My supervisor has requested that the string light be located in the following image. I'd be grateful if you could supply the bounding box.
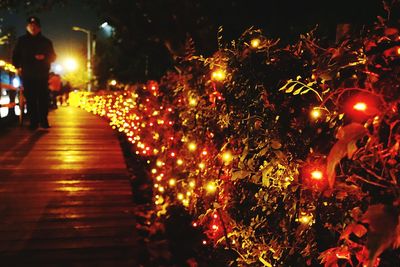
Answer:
[211,69,226,82]
[156,160,164,167]
[169,179,176,186]
[250,38,261,48]
[189,97,198,106]
[298,212,314,225]
[310,108,322,120]
[188,142,197,151]
[206,181,217,193]
[222,151,233,164]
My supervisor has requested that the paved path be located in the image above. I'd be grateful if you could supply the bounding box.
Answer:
[0,106,139,266]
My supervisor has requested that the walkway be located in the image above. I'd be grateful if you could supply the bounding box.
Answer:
[0,107,139,266]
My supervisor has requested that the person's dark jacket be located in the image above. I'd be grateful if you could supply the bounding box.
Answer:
[12,32,56,80]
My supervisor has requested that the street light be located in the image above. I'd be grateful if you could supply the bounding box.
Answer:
[72,26,93,92]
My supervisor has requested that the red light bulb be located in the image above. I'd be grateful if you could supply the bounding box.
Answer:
[310,170,324,180]
[353,102,367,111]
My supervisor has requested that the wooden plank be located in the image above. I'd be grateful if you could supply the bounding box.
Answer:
[0,106,139,265]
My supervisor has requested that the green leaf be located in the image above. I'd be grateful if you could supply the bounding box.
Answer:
[285,83,297,93]
[232,170,252,180]
[300,88,311,95]
[326,123,367,187]
[293,87,303,95]
[361,204,399,267]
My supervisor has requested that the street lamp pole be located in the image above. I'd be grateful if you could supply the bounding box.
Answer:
[72,26,92,92]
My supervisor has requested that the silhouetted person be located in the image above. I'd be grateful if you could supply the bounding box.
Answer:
[59,81,72,106]
[12,16,56,129]
[48,72,62,109]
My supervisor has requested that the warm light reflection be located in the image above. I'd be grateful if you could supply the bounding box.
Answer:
[57,186,91,192]
[55,180,81,184]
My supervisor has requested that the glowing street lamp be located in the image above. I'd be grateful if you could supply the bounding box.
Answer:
[72,26,93,92]
[64,58,78,72]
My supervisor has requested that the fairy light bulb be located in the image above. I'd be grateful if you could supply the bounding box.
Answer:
[169,179,176,186]
[177,193,184,200]
[250,38,261,48]
[188,142,197,151]
[211,69,226,82]
[206,181,217,193]
[310,108,322,120]
[199,163,205,169]
[177,159,184,165]
[222,151,233,164]
[299,212,313,225]
[189,181,195,188]
[189,98,197,106]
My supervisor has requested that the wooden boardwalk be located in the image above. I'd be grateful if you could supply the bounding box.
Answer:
[0,107,139,266]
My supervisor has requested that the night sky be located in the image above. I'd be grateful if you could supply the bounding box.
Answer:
[0,0,101,63]
[0,0,389,81]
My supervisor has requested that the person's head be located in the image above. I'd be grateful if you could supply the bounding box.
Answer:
[26,16,41,36]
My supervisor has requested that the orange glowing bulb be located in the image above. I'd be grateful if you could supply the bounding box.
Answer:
[299,214,313,225]
[222,151,233,164]
[310,108,322,120]
[250,38,261,48]
[211,69,226,82]
[188,142,197,151]
[206,181,217,193]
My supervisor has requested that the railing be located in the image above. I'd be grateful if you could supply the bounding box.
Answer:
[0,60,25,126]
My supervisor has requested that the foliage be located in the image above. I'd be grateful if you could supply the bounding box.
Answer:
[72,2,400,266]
